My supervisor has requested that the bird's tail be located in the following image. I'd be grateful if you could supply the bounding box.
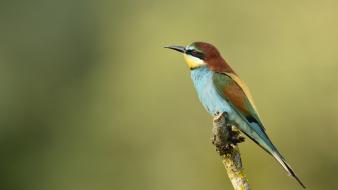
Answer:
[271,150,306,188]
[239,122,306,188]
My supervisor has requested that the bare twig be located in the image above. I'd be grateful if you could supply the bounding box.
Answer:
[212,112,250,190]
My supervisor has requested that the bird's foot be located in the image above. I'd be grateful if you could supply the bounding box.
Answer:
[230,134,245,144]
[213,111,227,124]
[229,126,245,145]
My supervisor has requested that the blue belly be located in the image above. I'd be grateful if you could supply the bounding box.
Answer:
[191,67,232,116]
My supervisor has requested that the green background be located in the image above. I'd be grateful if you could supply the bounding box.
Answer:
[1,0,337,189]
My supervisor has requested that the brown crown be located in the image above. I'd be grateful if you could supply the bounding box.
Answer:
[193,42,235,74]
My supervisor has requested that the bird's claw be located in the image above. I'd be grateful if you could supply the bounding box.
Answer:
[230,134,245,144]
[213,111,227,123]
[229,126,245,144]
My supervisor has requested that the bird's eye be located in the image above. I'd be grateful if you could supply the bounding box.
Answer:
[188,49,204,60]
[191,50,198,55]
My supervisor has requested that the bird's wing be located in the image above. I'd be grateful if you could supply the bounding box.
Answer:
[212,72,306,188]
[212,72,265,130]
[212,71,273,153]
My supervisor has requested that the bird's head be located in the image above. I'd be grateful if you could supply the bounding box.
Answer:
[165,42,233,73]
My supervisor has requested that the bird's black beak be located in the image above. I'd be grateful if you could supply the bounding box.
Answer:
[164,45,185,53]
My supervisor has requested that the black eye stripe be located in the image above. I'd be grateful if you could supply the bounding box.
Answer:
[186,49,205,60]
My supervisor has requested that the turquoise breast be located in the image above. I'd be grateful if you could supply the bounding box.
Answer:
[190,67,232,116]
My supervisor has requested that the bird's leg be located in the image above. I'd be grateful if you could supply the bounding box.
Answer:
[229,125,245,144]
[213,111,222,121]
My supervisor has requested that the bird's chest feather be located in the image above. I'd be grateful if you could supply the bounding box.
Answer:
[190,67,232,116]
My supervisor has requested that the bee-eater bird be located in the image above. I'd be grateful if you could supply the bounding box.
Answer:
[165,42,305,188]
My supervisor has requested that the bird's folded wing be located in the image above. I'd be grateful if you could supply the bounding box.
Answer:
[212,72,265,130]
[212,72,306,188]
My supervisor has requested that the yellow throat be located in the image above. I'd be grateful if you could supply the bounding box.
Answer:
[183,53,205,69]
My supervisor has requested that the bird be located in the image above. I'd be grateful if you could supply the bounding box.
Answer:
[165,42,305,188]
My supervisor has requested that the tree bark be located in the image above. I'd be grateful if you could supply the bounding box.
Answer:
[212,112,250,190]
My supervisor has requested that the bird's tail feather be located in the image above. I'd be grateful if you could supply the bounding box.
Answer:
[271,150,306,188]
[239,122,306,188]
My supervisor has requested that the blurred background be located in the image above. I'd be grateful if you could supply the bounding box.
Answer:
[0,0,337,189]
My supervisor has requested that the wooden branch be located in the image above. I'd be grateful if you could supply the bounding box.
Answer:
[212,112,250,190]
